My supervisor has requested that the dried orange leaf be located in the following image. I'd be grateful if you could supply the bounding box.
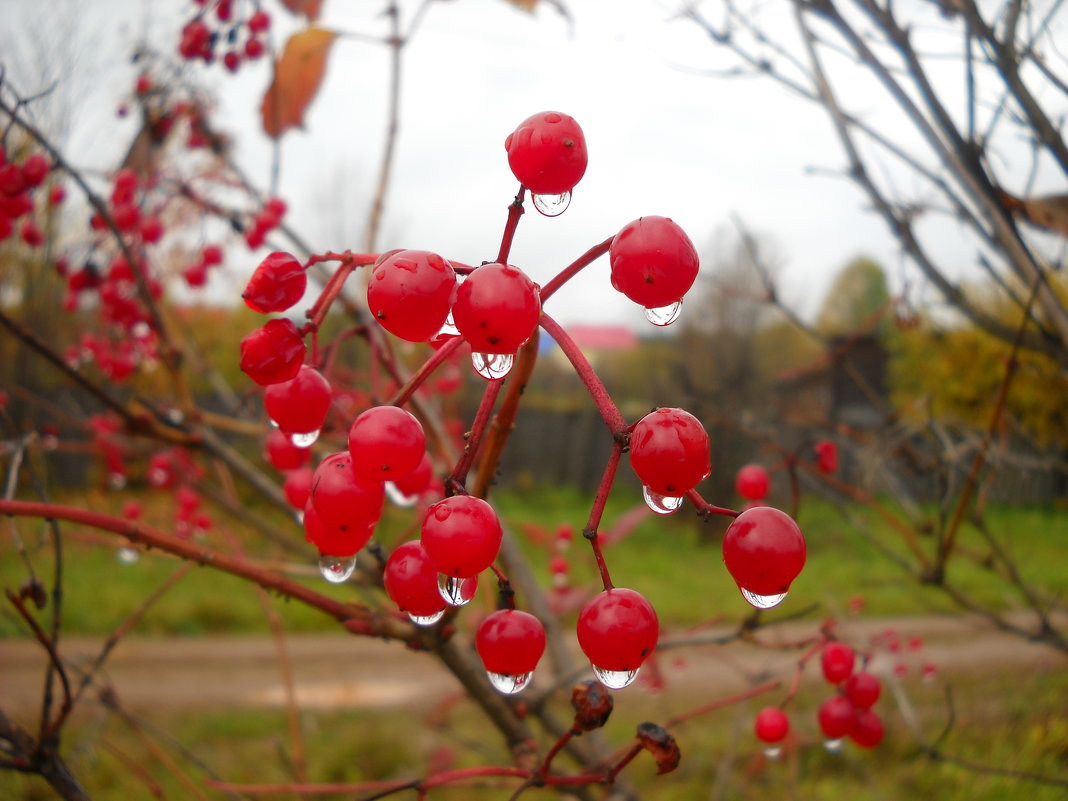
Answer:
[280,0,325,20]
[998,189,1068,238]
[636,722,680,775]
[261,28,338,139]
[503,0,539,10]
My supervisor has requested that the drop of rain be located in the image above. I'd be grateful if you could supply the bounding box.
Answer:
[642,486,683,515]
[532,191,571,217]
[407,609,446,626]
[318,554,357,584]
[644,300,682,327]
[486,671,534,694]
[740,587,788,609]
[471,352,514,380]
[385,481,418,508]
[592,665,640,689]
[763,745,783,760]
[290,429,320,448]
[823,738,843,753]
[438,574,476,606]
[116,546,140,565]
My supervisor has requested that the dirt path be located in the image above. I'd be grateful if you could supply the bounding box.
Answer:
[1,613,1064,717]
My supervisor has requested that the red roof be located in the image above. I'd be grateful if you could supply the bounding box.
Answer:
[565,325,639,350]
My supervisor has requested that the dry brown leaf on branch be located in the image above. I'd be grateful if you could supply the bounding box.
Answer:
[260,28,338,139]
[997,189,1068,238]
[280,0,325,21]
[636,722,681,775]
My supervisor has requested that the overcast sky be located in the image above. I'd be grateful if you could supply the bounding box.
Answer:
[6,0,969,329]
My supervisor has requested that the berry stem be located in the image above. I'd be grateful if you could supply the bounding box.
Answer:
[685,488,740,519]
[537,728,577,781]
[582,441,623,592]
[780,636,827,707]
[539,313,628,437]
[446,377,504,491]
[304,253,376,331]
[490,564,515,610]
[539,235,613,303]
[496,188,527,265]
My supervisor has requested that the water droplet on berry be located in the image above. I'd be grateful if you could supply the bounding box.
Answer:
[385,481,419,508]
[131,321,151,338]
[407,609,445,626]
[268,418,280,428]
[592,665,640,689]
[438,574,476,606]
[644,300,682,327]
[471,352,514,380]
[532,191,571,217]
[108,472,127,490]
[318,554,357,583]
[290,429,320,448]
[740,588,788,609]
[117,546,140,565]
[486,671,534,694]
[642,486,683,515]
[763,745,783,760]
[823,738,843,753]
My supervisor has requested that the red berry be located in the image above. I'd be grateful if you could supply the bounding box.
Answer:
[754,707,790,744]
[309,452,385,533]
[476,609,546,692]
[20,220,44,247]
[348,405,426,483]
[223,51,240,72]
[815,440,838,473]
[821,642,856,684]
[421,495,502,578]
[722,506,805,606]
[451,262,540,355]
[248,9,271,32]
[264,365,332,434]
[391,452,434,497]
[140,216,165,243]
[49,185,66,206]
[0,163,27,195]
[505,111,588,195]
[239,318,306,385]
[302,500,373,558]
[367,250,457,342]
[283,467,313,509]
[243,251,307,313]
[610,216,699,310]
[383,540,448,619]
[111,168,138,205]
[576,588,658,686]
[818,694,856,740]
[629,407,710,497]
[735,463,770,500]
[849,709,885,748]
[202,244,224,266]
[265,427,311,471]
[844,672,881,709]
[245,37,265,59]
[21,154,49,187]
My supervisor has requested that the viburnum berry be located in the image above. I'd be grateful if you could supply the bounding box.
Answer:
[243,251,307,313]
[265,428,312,471]
[818,694,856,741]
[722,506,806,608]
[735,463,770,500]
[452,262,540,354]
[383,540,448,624]
[629,407,710,505]
[476,609,547,694]
[815,440,838,473]
[754,707,790,745]
[609,216,699,322]
[248,9,271,33]
[21,154,49,187]
[245,37,265,59]
[140,216,165,243]
[302,501,372,584]
[309,451,385,533]
[367,250,457,342]
[821,641,856,684]
[283,467,313,509]
[390,451,435,499]
[576,588,659,689]
[849,709,885,748]
[844,671,881,709]
[348,405,426,483]
[505,111,588,196]
[239,318,306,385]
[420,495,502,578]
[264,365,332,436]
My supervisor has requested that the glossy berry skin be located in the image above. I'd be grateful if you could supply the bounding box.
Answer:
[476,609,547,675]
[367,250,457,342]
[609,217,699,309]
[303,500,374,557]
[505,111,588,195]
[243,251,307,313]
[265,428,312,471]
[722,506,806,596]
[735,463,770,500]
[421,495,503,578]
[348,405,426,483]
[821,642,856,684]
[754,707,790,744]
[239,318,306,386]
[309,452,385,533]
[283,467,313,509]
[629,408,710,497]
[577,588,659,672]
[264,365,332,434]
[844,672,881,709]
[391,452,434,497]
[452,263,540,354]
[849,709,885,748]
[383,540,448,618]
[818,694,856,739]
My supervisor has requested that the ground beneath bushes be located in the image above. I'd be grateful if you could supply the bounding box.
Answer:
[1,613,1065,717]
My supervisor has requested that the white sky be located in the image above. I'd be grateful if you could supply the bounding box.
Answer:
[6,0,1003,329]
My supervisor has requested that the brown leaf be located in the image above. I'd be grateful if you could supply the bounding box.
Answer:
[636,722,680,775]
[570,680,614,731]
[280,0,325,20]
[502,0,539,10]
[998,189,1068,237]
[261,28,338,139]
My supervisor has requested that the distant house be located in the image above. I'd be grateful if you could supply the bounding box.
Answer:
[541,324,639,366]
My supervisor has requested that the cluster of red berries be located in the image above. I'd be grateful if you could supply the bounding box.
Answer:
[179,1,270,71]
[0,147,51,247]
